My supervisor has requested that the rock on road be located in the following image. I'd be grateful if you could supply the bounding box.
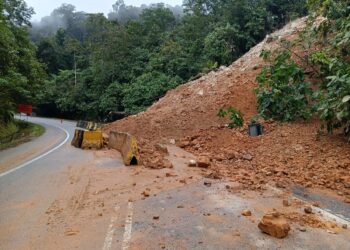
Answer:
[0,117,350,250]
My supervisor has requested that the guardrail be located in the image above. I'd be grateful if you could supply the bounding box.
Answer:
[76,120,102,131]
[108,131,141,166]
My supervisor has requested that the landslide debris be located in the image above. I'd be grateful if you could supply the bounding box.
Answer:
[258,211,290,238]
[103,17,350,201]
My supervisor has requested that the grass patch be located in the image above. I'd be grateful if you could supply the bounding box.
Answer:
[0,120,45,150]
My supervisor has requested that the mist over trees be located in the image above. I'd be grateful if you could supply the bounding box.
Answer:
[28,0,308,120]
[0,0,309,121]
[108,0,183,22]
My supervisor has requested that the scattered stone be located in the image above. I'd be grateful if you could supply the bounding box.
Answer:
[241,210,252,216]
[265,171,273,176]
[266,35,273,43]
[155,143,169,154]
[298,227,307,232]
[344,198,350,203]
[177,205,184,208]
[304,206,312,214]
[165,172,176,177]
[197,156,211,168]
[153,216,160,220]
[281,132,288,137]
[275,182,286,189]
[188,159,197,167]
[179,179,187,184]
[342,224,347,229]
[233,230,240,236]
[282,199,290,207]
[142,191,150,197]
[163,159,173,169]
[98,212,103,217]
[258,212,291,238]
[242,154,253,161]
[326,230,337,234]
[178,140,190,148]
[64,229,79,236]
[312,201,320,207]
[204,181,212,187]
[169,139,176,145]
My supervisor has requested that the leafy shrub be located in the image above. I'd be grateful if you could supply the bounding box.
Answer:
[122,72,182,113]
[217,107,244,128]
[255,50,312,121]
[306,1,350,136]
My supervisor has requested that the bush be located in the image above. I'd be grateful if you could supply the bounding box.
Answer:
[122,72,182,113]
[217,107,244,128]
[255,50,312,121]
[306,1,350,136]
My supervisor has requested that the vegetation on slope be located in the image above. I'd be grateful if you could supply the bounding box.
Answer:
[255,0,350,138]
[0,120,45,150]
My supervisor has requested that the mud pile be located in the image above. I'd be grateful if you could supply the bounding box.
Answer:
[104,17,350,202]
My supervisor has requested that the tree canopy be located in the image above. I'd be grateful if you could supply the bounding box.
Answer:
[30,0,307,120]
[0,0,45,124]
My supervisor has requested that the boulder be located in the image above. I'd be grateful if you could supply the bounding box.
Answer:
[188,159,197,167]
[197,156,211,168]
[258,212,290,238]
[241,210,252,216]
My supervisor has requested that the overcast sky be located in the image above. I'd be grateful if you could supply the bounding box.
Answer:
[25,0,183,21]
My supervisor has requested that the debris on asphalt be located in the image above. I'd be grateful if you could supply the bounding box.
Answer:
[64,228,79,236]
[204,181,212,187]
[282,199,290,207]
[304,206,312,214]
[188,159,197,167]
[258,211,291,238]
[197,156,211,168]
[142,191,150,197]
[241,210,252,216]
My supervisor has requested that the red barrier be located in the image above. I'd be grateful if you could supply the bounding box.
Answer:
[17,104,32,114]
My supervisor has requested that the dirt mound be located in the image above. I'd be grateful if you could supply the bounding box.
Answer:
[104,17,350,201]
[103,18,307,142]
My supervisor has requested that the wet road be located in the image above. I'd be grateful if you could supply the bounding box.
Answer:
[0,117,95,249]
[0,118,349,250]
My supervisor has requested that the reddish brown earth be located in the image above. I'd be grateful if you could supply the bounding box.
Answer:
[104,17,350,203]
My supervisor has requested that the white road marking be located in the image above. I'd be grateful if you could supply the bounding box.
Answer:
[102,205,120,250]
[0,123,70,178]
[122,202,134,250]
[268,184,350,224]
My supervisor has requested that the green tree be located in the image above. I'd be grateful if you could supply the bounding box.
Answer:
[0,0,45,124]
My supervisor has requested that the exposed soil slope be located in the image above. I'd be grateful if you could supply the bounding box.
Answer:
[104,17,350,202]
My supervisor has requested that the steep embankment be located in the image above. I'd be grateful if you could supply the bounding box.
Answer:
[104,18,307,141]
[104,17,350,202]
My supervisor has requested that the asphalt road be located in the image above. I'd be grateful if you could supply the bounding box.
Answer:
[0,117,95,249]
[0,117,349,250]
[0,117,68,175]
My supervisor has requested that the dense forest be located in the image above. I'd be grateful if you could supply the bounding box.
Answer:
[30,0,306,120]
[1,0,349,133]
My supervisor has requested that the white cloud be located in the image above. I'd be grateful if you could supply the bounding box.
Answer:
[25,0,183,21]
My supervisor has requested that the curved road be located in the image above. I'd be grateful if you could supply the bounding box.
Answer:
[1,117,349,250]
[0,117,95,249]
[0,117,70,177]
